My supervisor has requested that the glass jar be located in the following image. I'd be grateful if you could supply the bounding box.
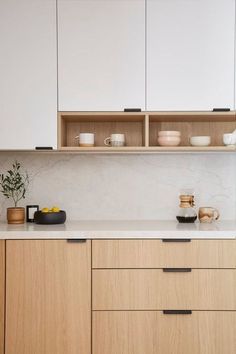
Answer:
[176,194,197,223]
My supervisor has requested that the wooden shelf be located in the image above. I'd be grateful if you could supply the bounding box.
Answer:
[58,146,236,154]
[58,111,236,153]
[0,146,235,154]
[149,111,236,122]
[59,112,147,148]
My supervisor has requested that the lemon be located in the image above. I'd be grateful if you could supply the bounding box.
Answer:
[51,206,60,213]
[41,208,49,213]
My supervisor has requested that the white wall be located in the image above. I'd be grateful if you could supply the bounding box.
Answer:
[0,153,235,221]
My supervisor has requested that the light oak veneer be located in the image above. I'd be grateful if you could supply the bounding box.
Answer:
[93,269,236,310]
[5,240,91,354]
[93,311,236,354]
[0,241,5,354]
[58,111,236,152]
[92,239,236,268]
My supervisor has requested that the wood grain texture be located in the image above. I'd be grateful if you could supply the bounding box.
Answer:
[93,269,236,310]
[149,120,236,146]
[93,311,236,354]
[59,146,236,152]
[58,111,236,150]
[59,113,146,148]
[92,239,236,268]
[5,240,91,354]
[0,241,5,354]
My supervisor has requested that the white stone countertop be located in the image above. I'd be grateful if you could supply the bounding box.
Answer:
[0,220,235,239]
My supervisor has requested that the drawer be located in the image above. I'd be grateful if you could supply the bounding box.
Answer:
[93,311,236,354]
[92,269,236,310]
[92,239,236,268]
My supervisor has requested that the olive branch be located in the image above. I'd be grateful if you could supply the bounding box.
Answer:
[0,161,29,207]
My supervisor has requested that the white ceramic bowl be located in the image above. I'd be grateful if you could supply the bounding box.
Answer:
[190,136,211,146]
[158,136,181,146]
[158,130,181,137]
[223,133,236,146]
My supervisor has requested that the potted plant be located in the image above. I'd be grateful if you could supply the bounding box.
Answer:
[0,161,29,224]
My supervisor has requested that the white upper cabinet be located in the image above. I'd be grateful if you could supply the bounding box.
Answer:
[58,0,145,111]
[147,0,235,111]
[0,0,57,149]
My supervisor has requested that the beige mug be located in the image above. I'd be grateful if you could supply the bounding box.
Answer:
[198,207,220,223]
[75,133,95,147]
[104,134,125,147]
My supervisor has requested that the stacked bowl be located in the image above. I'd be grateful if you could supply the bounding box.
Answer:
[158,131,181,146]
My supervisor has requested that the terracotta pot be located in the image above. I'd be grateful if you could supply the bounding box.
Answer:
[7,207,25,224]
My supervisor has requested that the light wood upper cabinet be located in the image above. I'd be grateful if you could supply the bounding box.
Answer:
[58,0,145,111]
[0,241,5,354]
[5,240,91,354]
[147,0,235,111]
[0,0,57,149]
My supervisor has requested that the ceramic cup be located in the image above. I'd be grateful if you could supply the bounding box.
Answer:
[198,207,220,223]
[223,133,236,146]
[75,133,95,147]
[104,134,125,147]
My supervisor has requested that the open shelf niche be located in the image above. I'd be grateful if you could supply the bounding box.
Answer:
[58,111,236,153]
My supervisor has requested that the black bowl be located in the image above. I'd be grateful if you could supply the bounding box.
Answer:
[34,210,66,225]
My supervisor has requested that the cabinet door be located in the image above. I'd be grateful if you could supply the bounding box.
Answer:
[0,241,5,354]
[147,0,235,111]
[93,311,236,354]
[5,240,91,354]
[58,0,145,111]
[0,0,57,149]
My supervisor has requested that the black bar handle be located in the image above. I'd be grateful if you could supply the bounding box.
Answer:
[163,310,192,315]
[35,146,53,150]
[163,268,192,272]
[67,239,87,243]
[212,108,230,112]
[124,108,141,112]
[162,239,191,242]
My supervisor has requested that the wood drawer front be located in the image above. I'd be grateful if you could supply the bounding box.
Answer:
[93,269,236,310]
[92,239,236,268]
[93,311,236,354]
[0,241,5,354]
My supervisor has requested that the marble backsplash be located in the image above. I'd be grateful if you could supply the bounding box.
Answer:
[0,152,235,221]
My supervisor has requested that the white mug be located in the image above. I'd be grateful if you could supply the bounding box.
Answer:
[223,133,236,146]
[104,134,125,147]
[75,133,95,147]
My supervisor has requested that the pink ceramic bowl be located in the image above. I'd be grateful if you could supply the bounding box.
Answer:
[158,136,181,146]
[158,130,181,137]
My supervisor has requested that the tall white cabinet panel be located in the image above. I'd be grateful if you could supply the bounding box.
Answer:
[147,0,235,111]
[0,0,57,149]
[58,0,145,111]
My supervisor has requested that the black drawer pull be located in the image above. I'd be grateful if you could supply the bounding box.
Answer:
[35,146,53,150]
[212,108,230,112]
[67,239,87,243]
[124,108,141,112]
[162,239,191,242]
[163,268,192,272]
[163,310,192,315]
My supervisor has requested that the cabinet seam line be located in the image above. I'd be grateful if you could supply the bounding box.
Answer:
[3,241,6,354]
[56,0,59,113]
[234,0,236,110]
[145,0,147,111]
[91,241,93,354]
